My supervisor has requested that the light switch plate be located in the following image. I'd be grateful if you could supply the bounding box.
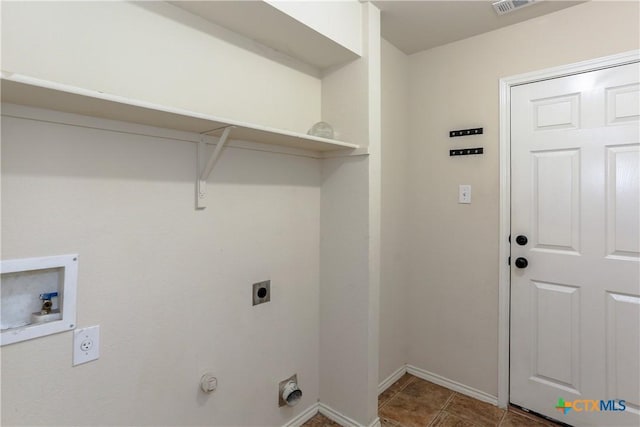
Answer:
[459,185,471,204]
[73,325,100,366]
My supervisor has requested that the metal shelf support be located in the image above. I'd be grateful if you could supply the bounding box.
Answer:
[197,126,233,209]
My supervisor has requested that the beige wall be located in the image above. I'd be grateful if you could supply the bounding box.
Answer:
[2,2,385,425]
[1,109,321,425]
[319,4,382,424]
[1,1,321,134]
[379,38,409,383]
[1,2,328,425]
[405,1,640,397]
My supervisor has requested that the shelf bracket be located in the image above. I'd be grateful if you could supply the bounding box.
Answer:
[197,126,233,209]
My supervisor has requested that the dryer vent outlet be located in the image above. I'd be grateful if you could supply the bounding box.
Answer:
[279,374,302,407]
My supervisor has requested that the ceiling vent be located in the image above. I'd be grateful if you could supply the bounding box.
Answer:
[492,0,537,15]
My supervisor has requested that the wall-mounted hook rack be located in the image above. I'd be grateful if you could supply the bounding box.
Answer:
[197,126,234,209]
[449,147,484,156]
[449,127,483,138]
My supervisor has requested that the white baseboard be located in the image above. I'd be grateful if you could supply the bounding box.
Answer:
[319,403,380,427]
[406,365,498,406]
[378,365,407,395]
[282,403,319,427]
[287,363,496,427]
[288,362,498,427]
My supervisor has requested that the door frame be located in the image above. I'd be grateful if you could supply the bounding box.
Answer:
[497,49,640,408]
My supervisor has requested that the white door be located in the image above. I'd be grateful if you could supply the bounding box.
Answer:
[510,62,640,427]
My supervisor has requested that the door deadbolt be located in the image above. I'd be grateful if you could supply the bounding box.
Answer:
[516,235,528,246]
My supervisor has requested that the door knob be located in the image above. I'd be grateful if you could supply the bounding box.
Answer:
[516,235,528,246]
[515,257,528,269]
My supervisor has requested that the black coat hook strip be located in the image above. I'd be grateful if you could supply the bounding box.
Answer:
[450,147,484,156]
[450,128,483,138]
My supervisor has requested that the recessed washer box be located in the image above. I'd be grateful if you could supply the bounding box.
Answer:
[1,254,78,346]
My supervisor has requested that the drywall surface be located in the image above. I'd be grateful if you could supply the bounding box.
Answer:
[1,110,321,426]
[267,0,362,55]
[319,156,371,423]
[406,0,640,397]
[0,1,321,134]
[321,56,369,146]
[379,38,409,383]
[365,6,382,422]
[319,3,381,425]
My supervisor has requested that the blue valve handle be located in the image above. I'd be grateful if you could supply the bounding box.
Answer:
[39,292,58,300]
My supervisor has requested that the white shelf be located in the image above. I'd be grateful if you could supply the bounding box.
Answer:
[0,73,358,153]
[169,1,360,70]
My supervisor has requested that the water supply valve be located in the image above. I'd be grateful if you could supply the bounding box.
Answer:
[39,292,58,314]
[31,292,62,324]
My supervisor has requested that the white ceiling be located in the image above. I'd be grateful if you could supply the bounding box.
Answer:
[372,0,584,54]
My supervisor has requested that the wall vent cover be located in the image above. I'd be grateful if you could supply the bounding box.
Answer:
[492,0,537,15]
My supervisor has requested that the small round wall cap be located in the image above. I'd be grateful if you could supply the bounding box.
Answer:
[200,373,218,393]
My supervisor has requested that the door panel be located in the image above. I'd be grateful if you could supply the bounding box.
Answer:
[606,145,639,258]
[532,149,581,252]
[607,84,640,124]
[533,93,581,130]
[531,280,580,391]
[510,62,640,426]
[606,292,640,414]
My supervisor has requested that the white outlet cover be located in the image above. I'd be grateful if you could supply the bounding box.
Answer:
[73,325,100,366]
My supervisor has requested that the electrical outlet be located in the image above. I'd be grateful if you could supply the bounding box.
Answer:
[252,280,271,306]
[73,325,100,366]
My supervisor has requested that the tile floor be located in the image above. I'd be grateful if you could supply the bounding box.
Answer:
[302,374,562,427]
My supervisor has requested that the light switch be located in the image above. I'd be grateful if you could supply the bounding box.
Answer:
[459,185,471,204]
